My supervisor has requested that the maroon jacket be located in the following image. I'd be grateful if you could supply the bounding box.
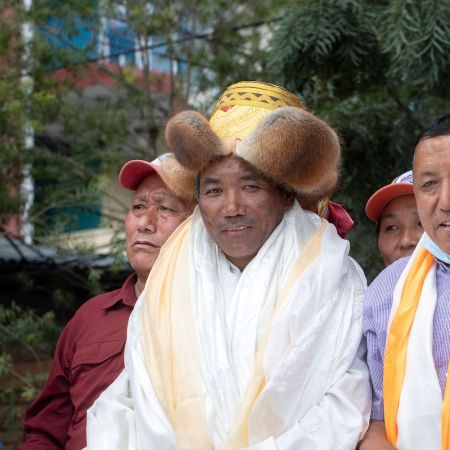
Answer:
[22,274,137,450]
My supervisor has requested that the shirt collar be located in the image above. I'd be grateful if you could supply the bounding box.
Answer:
[102,273,138,309]
[436,259,450,274]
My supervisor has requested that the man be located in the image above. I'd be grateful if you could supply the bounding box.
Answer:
[22,155,194,450]
[361,112,450,450]
[87,81,371,449]
[365,170,422,266]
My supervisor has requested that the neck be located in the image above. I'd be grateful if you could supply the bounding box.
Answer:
[134,276,147,298]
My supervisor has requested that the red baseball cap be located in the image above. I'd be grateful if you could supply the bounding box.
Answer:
[365,170,414,222]
[119,153,170,190]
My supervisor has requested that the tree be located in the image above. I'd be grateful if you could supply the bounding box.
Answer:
[267,0,450,279]
[1,0,284,247]
[0,0,281,438]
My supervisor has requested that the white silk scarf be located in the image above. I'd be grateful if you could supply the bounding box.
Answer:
[86,202,370,449]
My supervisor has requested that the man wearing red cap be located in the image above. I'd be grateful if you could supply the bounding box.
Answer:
[22,155,194,450]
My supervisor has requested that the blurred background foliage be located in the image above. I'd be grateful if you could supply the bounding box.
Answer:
[1,0,450,442]
[0,304,60,436]
[268,0,450,277]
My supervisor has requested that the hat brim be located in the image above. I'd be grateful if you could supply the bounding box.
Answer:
[119,160,162,190]
[365,183,414,222]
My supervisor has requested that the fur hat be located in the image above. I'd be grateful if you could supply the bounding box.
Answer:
[162,81,341,204]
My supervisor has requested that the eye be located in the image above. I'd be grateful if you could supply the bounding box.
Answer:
[422,180,436,189]
[132,203,144,211]
[204,188,222,195]
[243,184,260,192]
[159,205,176,213]
[384,225,399,232]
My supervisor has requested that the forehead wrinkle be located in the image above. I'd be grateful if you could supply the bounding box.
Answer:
[134,187,175,201]
[152,190,172,199]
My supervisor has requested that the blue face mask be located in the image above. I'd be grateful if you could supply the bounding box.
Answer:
[421,233,450,264]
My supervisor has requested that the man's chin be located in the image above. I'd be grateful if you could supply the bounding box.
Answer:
[430,228,450,255]
[222,248,258,269]
[132,257,158,274]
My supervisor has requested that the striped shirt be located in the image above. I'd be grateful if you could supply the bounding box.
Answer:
[363,256,450,420]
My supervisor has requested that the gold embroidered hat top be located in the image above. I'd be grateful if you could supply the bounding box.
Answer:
[209,81,304,140]
[161,81,341,204]
[212,81,303,113]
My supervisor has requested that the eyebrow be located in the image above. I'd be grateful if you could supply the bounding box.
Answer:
[133,190,176,203]
[201,172,262,186]
[201,176,220,186]
[240,173,261,182]
[416,170,438,177]
[132,193,148,202]
[380,213,398,220]
[381,210,419,220]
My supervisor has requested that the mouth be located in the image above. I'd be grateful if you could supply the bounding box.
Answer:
[132,240,160,250]
[222,225,251,235]
[439,221,450,229]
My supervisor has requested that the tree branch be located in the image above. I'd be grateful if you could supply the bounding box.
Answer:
[386,84,424,131]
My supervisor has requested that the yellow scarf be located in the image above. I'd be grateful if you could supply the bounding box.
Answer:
[384,247,450,448]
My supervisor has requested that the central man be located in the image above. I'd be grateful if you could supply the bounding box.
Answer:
[87,82,370,449]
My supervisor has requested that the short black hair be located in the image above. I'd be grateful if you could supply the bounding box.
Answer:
[415,112,450,147]
[375,219,381,237]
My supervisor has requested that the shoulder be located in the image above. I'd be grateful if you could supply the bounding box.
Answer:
[57,285,133,355]
[364,256,409,313]
[70,288,121,320]
[348,257,368,289]
[50,289,122,362]
[63,281,133,340]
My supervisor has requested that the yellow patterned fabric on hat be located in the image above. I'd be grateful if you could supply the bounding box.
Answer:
[213,81,304,112]
[209,81,304,140]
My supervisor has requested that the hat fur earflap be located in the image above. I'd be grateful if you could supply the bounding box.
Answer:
[159,154,197,202]
[165,110,229,172]
[236,106,341,203]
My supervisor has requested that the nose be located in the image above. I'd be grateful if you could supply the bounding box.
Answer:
[137,206,157,233]
[398,227,420,250]
[222,189,245,217]
[438,179,450,212]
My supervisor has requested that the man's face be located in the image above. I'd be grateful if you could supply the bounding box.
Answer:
[413,135,450,254]
[377,194,422,266]
[125,174,193,281]
[198,156,293,270]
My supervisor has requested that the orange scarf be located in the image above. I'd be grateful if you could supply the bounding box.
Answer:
[384,248,450,448]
